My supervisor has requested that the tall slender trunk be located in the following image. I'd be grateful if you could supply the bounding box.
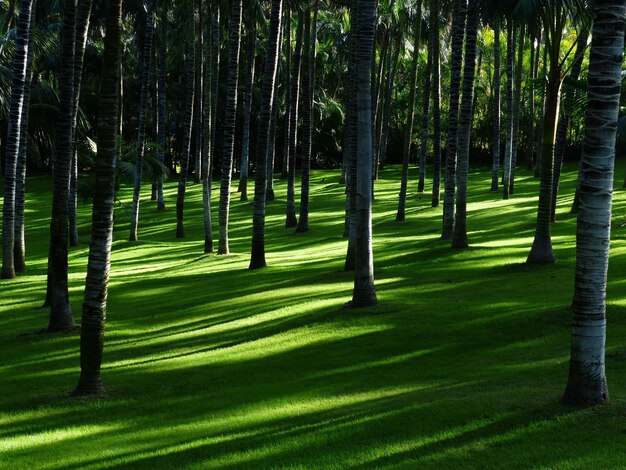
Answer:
[1,0,33,280]
[281,8,292,182]
[217,0,242,254]
[430,0,442,208]
[13,6,35,274]
[249,0,284,270]
[129,2,154,241]
[502,20,515,200]
[68,0,93,247]
[451,0,478,249]
[441,0,467,239]
[534,36,547,179]
[490,19,501,191]
[176,14,195,239]
[73,0,122,397]
[564,0,624,405]
[295,2,314,233]
[377,33,400,176]
[417,30,432,193]
[193,6,204,184]
[156,2,167,211]
[509,22,525,195]
[210,6,220,167]
[286,12,303,228]
[395,0,423,222]
[47,0,77,331]
[526,28,537,171]
[238,20,256,201]
[552,28,588,222]
[266,21,283,203]
[202,3,213,253]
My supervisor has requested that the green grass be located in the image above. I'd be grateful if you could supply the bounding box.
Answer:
[2,162,626,469]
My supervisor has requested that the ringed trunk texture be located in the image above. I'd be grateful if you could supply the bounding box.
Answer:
[490,20,501,192]
[239,20,256,201]
[430,0,442,208]
[417,34,432,193]
[502,20,515,200]
[564,0,624,405]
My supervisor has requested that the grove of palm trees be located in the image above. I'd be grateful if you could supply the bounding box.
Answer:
[2,0,626,467]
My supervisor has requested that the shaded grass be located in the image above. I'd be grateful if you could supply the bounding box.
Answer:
[1,163,626,468]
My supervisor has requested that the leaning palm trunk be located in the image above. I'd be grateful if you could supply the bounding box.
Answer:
[417,34,433,193]
[441,0,467,239]
[286,12,303,228]
[129,3,154,242]
[249,0,284,270]
[176,37,195,239]
[296,0,319,233]
[73,0,122,397]
[509,22,525,195]
[451,0,478,249]
[395,0,423,222]
[351,0,377,307]
[551,28,588,222]
[217,0,242,254]
[238,21,257,201]
[490,19,501,192]
[1,0,34,280]
[430,0,442,208]
[563,0,625,405]
[68,0,94,247]
[13,9,35,274]
[47,0,77,331]
[502,20,515,200]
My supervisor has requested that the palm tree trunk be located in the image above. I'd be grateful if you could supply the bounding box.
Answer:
[249,0,284,270]
[351,0,377,307]
[395,0,423,222]
[68,0,94,248]
[176,18,195,239]
[509,22,525,195]
[238,20,256,201]
[13,6,35,274]
[193,6,203,185]
[129,2,154,242]
[296,0,319,233]
[281,8,292,182]
[417,28,432,193]
[430,0,442,208]
[202,5,213,253]
[490,19,501,192]
[286,11,303,228]
[534,36,547,179]
[526,28,537,171]
[563,0,624,405]
[73,0,122,397]
[266,22,283,203]
[441,0,467,240]
[551,28,588,222]
[377,34,400,176]
[210,5,220,167]
[47,0,77,331]
[451,0,478,249]
[1,0,33,280]
[156,2,167,211]
[502,20,515,200]
[217,0,242,254]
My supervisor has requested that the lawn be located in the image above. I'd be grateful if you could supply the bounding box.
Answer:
[1,163,626,469]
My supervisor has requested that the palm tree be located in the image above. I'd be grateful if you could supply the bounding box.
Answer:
[68,0,94,247]
[47,0,77,331]
[238,14,257,202]
[249,0,284,270]
[286,10,303,228]
[441,0,467,239]
[490,19,501,192]
[281,7,292,182]
[73,0,123,397]
[502,20,514,200]
[351,0,377,307]
[129,1,155,242]
[193,4,204,185]
[508,22,525,195]
[395,0,422,222]
[451,0,478,249]
[417,24,432,193]
[430,0,442,208]
[563,0,625,406]
[175,4,196,239]
[156,1,167,211]
[1,0,34,280]
[218,0,243,254]
[13,4,35,274]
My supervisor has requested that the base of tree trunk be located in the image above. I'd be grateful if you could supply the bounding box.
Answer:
[418,181,425,193]
[47,311,77,333]
[14,259,26,274]
[1,266,16,279]
[157,202,166,211]
[73,374,106,398]
[440,231,452,242]
[563,365,608,406]
[451,237,468,249]
[204,237,213,254]
[217,241,229,255]
[295,224,309,233]
[249,253,267,270]
[266,190,275,202]
[490,182,498,192]
[395,212,406,222]
[129,233,138,242]
[240,193,248,202]
[350,288,378,308]
[527,240,555,264]
[176,224,185,239]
